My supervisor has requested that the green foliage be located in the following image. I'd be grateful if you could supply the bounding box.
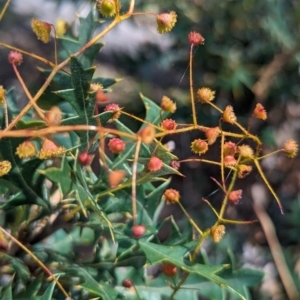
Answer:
[1,1,297,300]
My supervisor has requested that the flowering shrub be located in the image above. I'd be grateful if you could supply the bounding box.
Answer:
[0,0,298,299]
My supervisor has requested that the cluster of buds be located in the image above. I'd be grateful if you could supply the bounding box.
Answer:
[108,138,125,154]
[37,139,66,160]
[160,96,176,113]
[97,0,120,17]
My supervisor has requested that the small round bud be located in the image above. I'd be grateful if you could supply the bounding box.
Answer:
[78,152,93,166]
[45,106,62,126]
[97,0,119,17]
[37,139,66,160]
[31,18,51,43]
[8,51,23,65]
[161,96,176,113]
[210,225,225,243]
[0,86,6,104]
[223,142,237,156]
[188,31,205,46]
[15,141,36,159]
[161,119,177,130]
[237,164,252,178]
[170,160,180,170]
[104,103,121,122]
[253,103,267,121]
[132,224,146,238]
[164,188,180,204]
[238,145,254,159]
[0,160,11,177]
[148,156,163,172]
[162,263,177,277]
[122,278,133,288]
[223,155,237,167]
[108,138,125,154]
[205,127,220,145]
[139,126,155,145]
[197,87,215,103]
[223,105,237,124]
[190,139,208,155]
[283,140,298,158]
[228,189,243,205]
[109,170,126,188]
[156,11,177,34]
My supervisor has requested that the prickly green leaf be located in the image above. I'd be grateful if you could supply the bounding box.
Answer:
[0,281,12,300]
[140,93,170,127]
[66,267,118,299]
[39,280,56,300]
[138,241,247,300]
[0,138,49,211]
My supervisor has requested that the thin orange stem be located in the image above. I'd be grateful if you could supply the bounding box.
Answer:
[202,198,220,218]
[220,133,226,191]
[253,158,284,214]
[12,64,46,121]
[51,24,58,65]
[189,45,197,127]
[257,149,283,160]
[121,111,162,130]
[0,227,71,299]
[178,158,221,167]
[0,125,138,140]
[177,201,203,235]
[0,43,55,67]
[220,218,258,225]
[0,0,11,21]
[132,138,141,224]
[155,126,196,138]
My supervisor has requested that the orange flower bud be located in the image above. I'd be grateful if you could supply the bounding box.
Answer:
[164,188,180,204]
[15,141,36,159]
[108,138,125,154]
[237,164,252,178]
[205,127,220,145]
[253,103,267,121]
[197,87,215,103]
[238,145,254,159]
[139,126,155,145]
[148,156,163,172]
[223,141,237,156]
[188,31,205,46]
[223,105,237,124]
[161,96,176,113]
[78,152,93,166]
[156,11,177,34]
[31,18,51,43]
[210,225,225,243]
[162,263,177,277]
[0,160,11,177]
[161,119,177,130]
[97,0,119,17]
[228,189,243,205]
[45,106,62,126]
[283,139,298,158]
[37,139,66,160]
[223,155,237,167]
[104,103,121,122]
[8,51,23,65]
[191,139,208,155]
[109,170,126,188]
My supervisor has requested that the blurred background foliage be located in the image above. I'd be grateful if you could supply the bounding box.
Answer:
[1,0,300,299]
